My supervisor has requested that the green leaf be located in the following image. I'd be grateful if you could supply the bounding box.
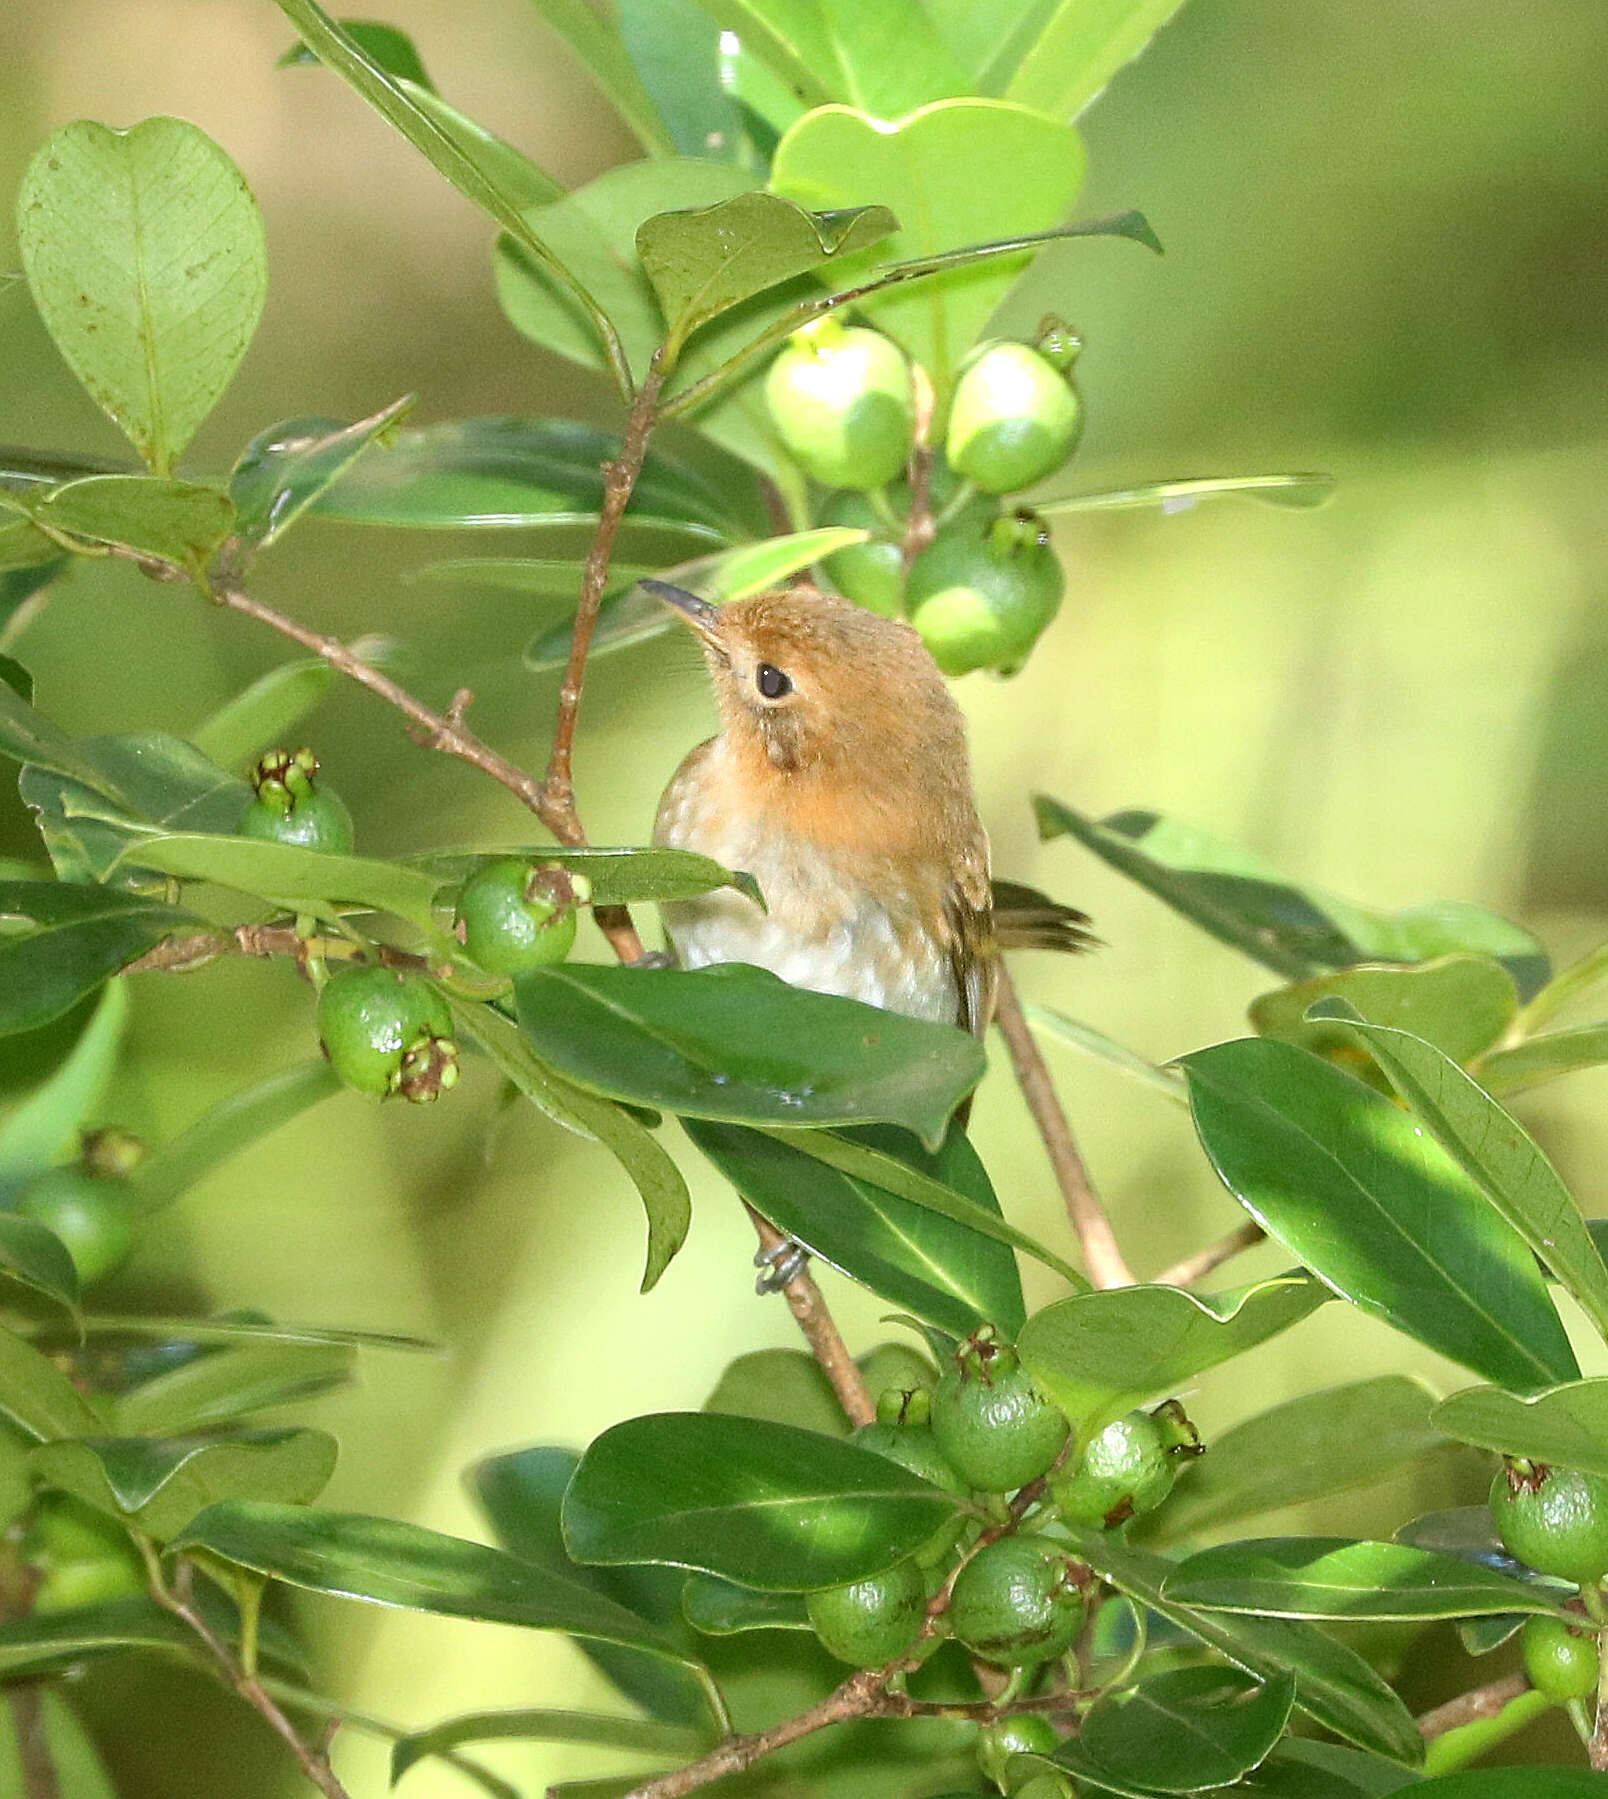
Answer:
[1069,1532,1424,1765]
[525,0,676,156]
[0,1593,200,1677]
[0,880,201,1034]
[75,1313,436,1352]
[1074,1666,1294,1793]
[685,1119,1025,1338]
[0,1323,102,1440]
[562,1412,963,1589]
[278,18,435,86]
[0,680,98,784]
[1036,472,1336,515]
[1165,1537,1568,1622]
[309,416,740,539]
[16,117,267,475]
[272,0,629,390]
[1036,799,1551,1001]
[449,1001,690,1292]
[1315,1006,1608,1344]
[1181,1038,1579,1391]
[129,1061,341,1217]
[769,100,1086,396]
[0,516,65,572]
[414,845,762,911]
[1479,1024,1608,1098]
[1018,1275,1326,1439]
[0,1214,80,1315]
[514,963,984,1150]
[172,1499,712,1676]
[115,1340,356,1435]
[190,660,337,769]
[1024,1003,1189,1106]
[228,398,415,550]
[704,1348,850,1436]
[617,0,744,162]
[1249,1740,1426,1796]
[1250,959,1518,1069]
[1005,0,1190,121]
[637,192,896,359]
[31,1428,339,1541]
[1431,1379,1608,1480]
[681,1572,810,1635]
[392,1708,704,1789]
[0,980,127,1193]
[522,528,871,670]
[21,476,236,572]
[679,2,832,108]
[1156,1377,1446,1541]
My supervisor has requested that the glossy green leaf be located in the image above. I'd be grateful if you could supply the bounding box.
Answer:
[1038,798,1550,1000]
[1156,1377,1446,1541]
[173,1499,712,1676]
[392,1707,704,1788]
[523,528,871,670]
[1246,1740,1426,1796]
[1431,1379,1608,1479]
[0,1213,80,1314]
[0,1594,200,1677]
[1037,472,1337,515]
[704,1348,851,1437]
[563,1412,963,1589]
[1182,1038,1578,1390]
[1251,958,1517,1069]
[115,1340,356,1435]
[515,964,983,1150]
[0,1324,103,1440]
[415,845,761,911]
[685,1119,1025,1337]
[1077,1665,1294,1793]
[309,415,739,539]
[1316,1006,1608,1344]
[681,1572,810,1635]
[1405,1772,1604,1798]
[1069,1532,1424,1765]
[450,1001,690,1292]
[16,117,267,474]
[278,18,434,85]
[0,679,98,783]
[769,100,1085,394]
[618,0,743,161]
[21,475,235,571]
[0,980,127,1192]
[1479,1023,1608,1097]
[228,399,415,550]
[0,880,201,1034]
[638,192,895,358]
[0,516,65,572]
[32,1428,339,1541]
[75,1312,435,1353]
[129,1061,341,1217]
[273,0,628,389]
[1006,0,1189,121]
[525,0,675,154]
[1025,1003,1189,1105]
[1166,1537,1568,1621]
[1018,1275,1326,1439]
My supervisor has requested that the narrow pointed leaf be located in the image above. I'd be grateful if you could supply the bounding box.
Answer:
[228,399,415,549]
[1005,0,1191,122]
[515,964,983,1150]
[278,19,434,86]
[1018,1276,1326,1439]
[1025,1003,1188,1105]
[0,1594,198,1677]
[21,476,235,572]
[525,0,675,154]
[1036,473,1336,515]
[563,1412,963,1589]
[190,660,338,769]
[17,118,266,474]
[681,1573,810,1635]
[1479,1023,1608,1097]
[0,681,96,783]
[115,1340,355,1435]
[392,1707,703,1787]
[75,1313,436,1352]
[1432,1380,1608,1480]
[0,980,127,1191]
[1181,1037,1580,1390]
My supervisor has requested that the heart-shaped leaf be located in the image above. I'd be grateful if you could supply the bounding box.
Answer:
[17,118,267,474]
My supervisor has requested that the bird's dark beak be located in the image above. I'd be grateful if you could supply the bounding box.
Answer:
[642,578,722,646]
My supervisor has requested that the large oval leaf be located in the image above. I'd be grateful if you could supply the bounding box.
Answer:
[1075,1666,1294,1794]
[1249,958,1517,1069]
[1431,1379,1608,1479]
[562,1412,964,1590]
[1180,1038,1578,1392]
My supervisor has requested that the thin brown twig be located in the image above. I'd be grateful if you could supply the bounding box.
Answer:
[747,1206,875,1427]
[992,965,1134,1288]
[7,1683,58,1799]
[1415,1672,1528,1741]
[1152,1220,1265,1288]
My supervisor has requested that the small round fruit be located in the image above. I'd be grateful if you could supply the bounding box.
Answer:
[948,1538,1085,1669]
[25,1493,144,1613]
[765,319,915,490]
[854,1420,967,1493]
[1051,1402,1202,1530]
[817,488,905,616]
[1490,1458,1608,1586]
[948,339,1083,495]
[931,1329,1069,1493]
[16,1165,136,1285]
[455,860,580,976]
[805,1556,927,1667]
[239,748,354,854]
[906,512,1064,677]
[317,965,459,1104]
[977,1713,1061,1791]
[1521,1613,1600,1702]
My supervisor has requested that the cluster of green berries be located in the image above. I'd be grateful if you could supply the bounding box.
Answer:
[1488,1456,1608,1704]
[803,1327,1202,1787]
[764,316,1084,677]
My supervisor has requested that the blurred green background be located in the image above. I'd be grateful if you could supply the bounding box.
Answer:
[2,1,1608,1792]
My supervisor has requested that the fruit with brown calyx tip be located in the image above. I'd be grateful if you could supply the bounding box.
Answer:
[947,326,1083,495]
[317,964,459,1104]
[947,1537,1085,1669]
[1489,1457,1608,1586]
[239,747,354,853]
[930,1326,1069,1493]
[906,510,1064,677]
[1520,1613,1600,1702]
[16,1128,144,1285]
[455,859,584,976]
[976,1712,1061,1792]
[805,1555,927,1667]
[1051,1400,1203,1530]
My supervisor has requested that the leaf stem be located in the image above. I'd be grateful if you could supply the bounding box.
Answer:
[1151,1220,1265,1288]
[992,966,1134,1288]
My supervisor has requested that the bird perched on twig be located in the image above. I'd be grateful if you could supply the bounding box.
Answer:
[648,580,1091,1039]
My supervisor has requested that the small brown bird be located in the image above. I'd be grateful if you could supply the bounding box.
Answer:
[649,580,1087,1037]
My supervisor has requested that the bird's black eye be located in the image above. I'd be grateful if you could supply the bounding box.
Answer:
[756,663,792,699]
